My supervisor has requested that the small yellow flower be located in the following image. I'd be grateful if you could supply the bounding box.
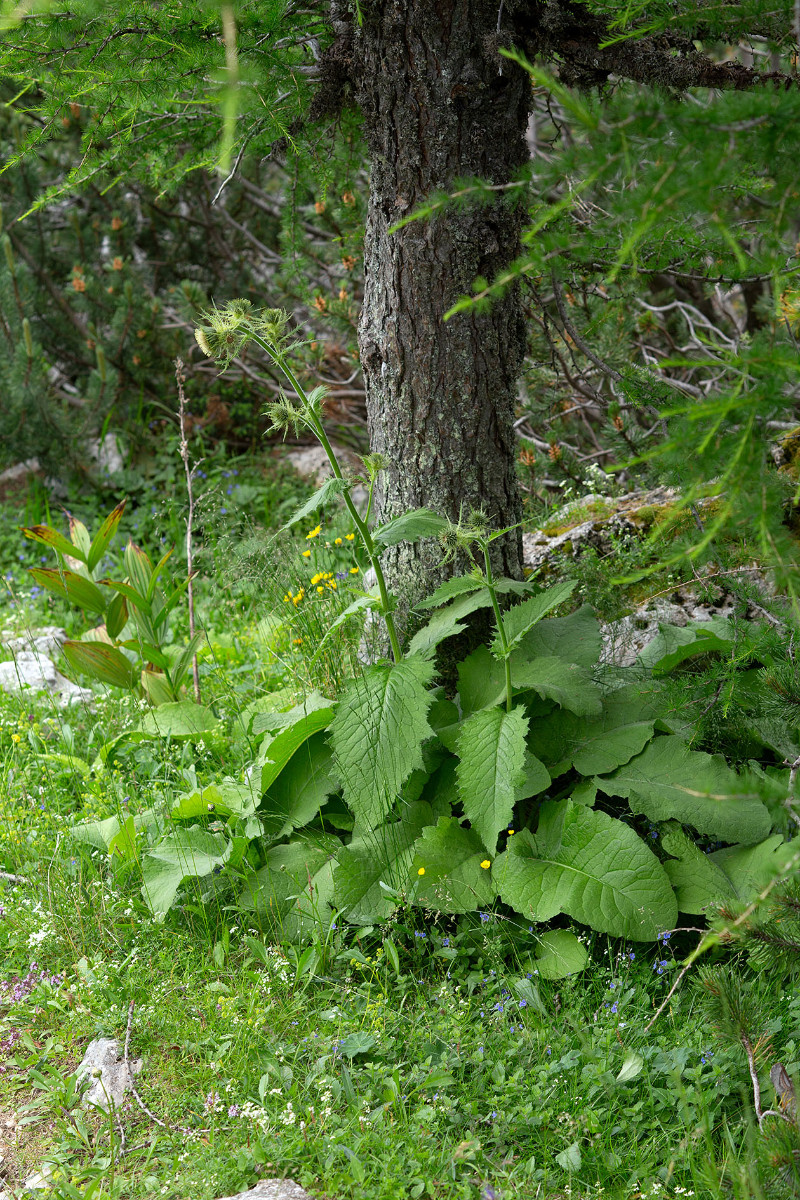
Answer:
[302,549,311,557]
[334,537,343,546]
[417,867,425,876]
[480,859,491,869]
[346,533,355,541]
[328,580,337,590]
[349,566,359,574]
[293,637,303,645]
[507,829,515,836]
[317,586,325,594]
[306,525,321,540]
[11,734,21,744]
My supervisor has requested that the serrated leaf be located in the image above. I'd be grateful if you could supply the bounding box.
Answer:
[457,645,506,714]
[281,475,351,531]
[534,929,588,980]
[141,828,233,918]
[491,581,577,657]
[334,802,435,922]
[527,686,656,776]
[411,817,496,913]
[519,603,601,667]
[61,640,138,689]
[512,655,602,716]
[87,500,126,573]
[494,801,677,940]
[408,590,494,658]
[456,706,528,855]
[710,835,797,900]
[661,822,736,914]
[598,736,771,843]
[372,508,449,548]
[416,575,487,610]
[556,1143,582,1172]
[258,705,336,793]
[330,656,435,827]
[138,701,220,740]
[339,1032,378,1058]
[30,567,108,615]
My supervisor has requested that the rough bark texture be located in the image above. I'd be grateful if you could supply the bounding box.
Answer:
[352,1,531,637]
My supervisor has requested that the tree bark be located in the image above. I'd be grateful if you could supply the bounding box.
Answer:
[352,0,531,638]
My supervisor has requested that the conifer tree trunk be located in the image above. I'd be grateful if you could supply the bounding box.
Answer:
[352,1,531,632]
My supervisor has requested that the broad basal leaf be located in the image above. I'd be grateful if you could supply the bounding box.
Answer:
[661,821,736,914]
[511,655,602,717]
[142,828,234,918]
[533,929,588,980]
[281,475,351,531]
[330,655,435,827]
[411,817,496,913]
[490,580,577,657]
[457,645,506,714]
[334,801,435,923]
[258,705,336,793]
[710,835,798,900]
[171,779,260,822]
[638,618,734,675]
[61,640,139,690]
[456,706,528,854]
[262,732,338,839]
[527,686,656,777]
[138,701,221,740]
[408,591,494,658]
[252,691,334,736]
[494,800,677,940]
[240,834,340,936]
[519,604,601,668]
[598,736,771,843]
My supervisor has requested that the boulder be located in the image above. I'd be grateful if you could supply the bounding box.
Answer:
[0,632,93,707]
[75,1037,142,1112]
[215,1181,314,1200]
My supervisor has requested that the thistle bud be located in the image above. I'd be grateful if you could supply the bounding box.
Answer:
[195,327,212,357]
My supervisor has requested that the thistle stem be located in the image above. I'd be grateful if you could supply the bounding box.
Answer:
[482,541,512,711]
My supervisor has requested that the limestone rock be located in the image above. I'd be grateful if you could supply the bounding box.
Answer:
[76,1037,142,1112]
[215,1181,314,1200]
[1,626,68,658]
[0,651,93,707]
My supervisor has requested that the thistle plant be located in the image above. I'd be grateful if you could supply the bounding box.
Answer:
[195,301,406,660]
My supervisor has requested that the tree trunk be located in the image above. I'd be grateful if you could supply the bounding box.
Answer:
[353,0,531,638]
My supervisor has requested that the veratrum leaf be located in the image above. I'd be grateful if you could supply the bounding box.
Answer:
[661,821,736,914]
[331,655,435,828]
[411,817,496,913]
[30,568,108,615]
[491,580,577,657]
[262,732,338,840]
[598,736,771,843]
[258,705,336,793]
[372,508,449,548]
[456,706,528,855]
[281,475,351,531]
[23,523,83,561]
[87,499,126,573]
[534,929,588,980]
[61,640,138,689]
[494,800,677,940]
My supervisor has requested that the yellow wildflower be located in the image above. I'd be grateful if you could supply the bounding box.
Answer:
[293,637,303,645]
[417,867,425,876]
[346,533,355,541]
[350,566,359,574]
[507,829,515,836]
[317,586,325,594]
[302,549,311,558]
[334,537,343,546]
[306,524,321,540]
[480,860,491,869]
[11,734,21,744]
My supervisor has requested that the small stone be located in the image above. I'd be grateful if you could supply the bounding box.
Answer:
[76,1038,142,1112]
[0,651,93,708]
[214,1181,314,1200]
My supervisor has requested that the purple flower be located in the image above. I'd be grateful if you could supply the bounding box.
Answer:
[610,1002,618,1014]
[228,1104,240,1118]
[479,912,490,923]
[442,938,450,948]
[204,1090,221,1113]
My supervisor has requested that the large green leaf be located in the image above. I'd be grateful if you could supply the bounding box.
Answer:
[61,640,138,689]
[456,706,528,855]
[372,508,449,548]
[281,475,351,531]
[87,499,127,573]
[334,802,435,923]
[491,580,577,658]
[258,705,336,793]
[512,655,602,717]
[533,929,589,980]
[411,817,496,913]
[494,800,677,940]
[252,692,334,736]
[330,655,435,827]
[710,835,798,900]
[457,645,506,714]
[24,523,84,561]
[138,701,221,740]
[408,591,494,658]
[527,686,656,777]
[141,828,234,918]
[261,732,339,839]
[30,568,108,615]
[239,834,340,937]
[416,575,487,610]
[598,736,771,843]
[638,618,734,674]
[518,604,601,668]
[661,822,736,914]
[171,779,260,821]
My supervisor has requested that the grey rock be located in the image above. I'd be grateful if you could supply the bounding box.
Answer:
[0,650,93,707]
[76,1037,142,1112]
[2,626,68,658]
[282,444,368,512]
[215,1181,314,1200]
[87,432,126,477]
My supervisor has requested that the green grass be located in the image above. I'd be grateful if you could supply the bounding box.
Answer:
[0,459,797,1200]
